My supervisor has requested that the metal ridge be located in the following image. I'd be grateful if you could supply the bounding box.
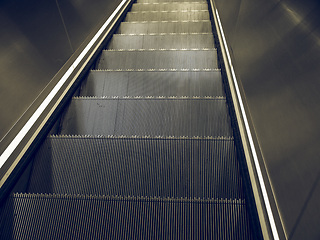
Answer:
[72,96,226,100]
[13,192,245,204]
[128,10,209,13]
[92,68,221,72]
[133,2,207,5]
[104,48,216,51]
[123,20,210,23]
[115,33,212,35]
[49,134,234,140]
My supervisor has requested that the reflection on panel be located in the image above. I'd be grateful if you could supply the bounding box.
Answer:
[215,0,320,239]
[0,0,121,152]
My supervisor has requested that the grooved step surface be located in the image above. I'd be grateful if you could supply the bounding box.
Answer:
[131,2,208,11]
[116,21,212,34]
[0,0,259,239]
[60,98,233,136]
[80,71,224,97]
[97,50,218,70]
[0,194,254,240]
[125,11,210,21]
[27,136,244,198]
[138,0,207,3]
[107,34,214,49]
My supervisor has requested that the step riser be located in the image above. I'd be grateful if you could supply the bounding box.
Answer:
[1,195,253,240]
[125,11,210,22]
[27,137,243,198]
[97,50,218,70]
[60,99,233,136]
[80,71,224,97]
[107,34,214,49]
[131,3,208,11]
[117,22,212,34]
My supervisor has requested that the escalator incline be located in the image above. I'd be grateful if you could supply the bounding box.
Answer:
[1,0,258,239]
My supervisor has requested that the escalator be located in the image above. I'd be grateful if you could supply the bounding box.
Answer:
[0,0,263,239]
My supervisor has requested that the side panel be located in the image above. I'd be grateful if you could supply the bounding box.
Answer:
[0,0,122,152]
[215,0,320,239]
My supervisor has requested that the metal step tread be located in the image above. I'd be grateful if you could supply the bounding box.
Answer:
[115,32,212,35]
[125,11,210,22]
[131,2,208,11]
[91,68,220,71]
[129,10,209,13]
[117,21,212,34]
[125,20,211,23]
[137,0,207,3]
[107,34,215,49]
[97,49,218,70]
[26,135,244,198]
[80,70,224,97]
[0,193,254,240]
[133,1,207,4]
[59,97,233,137]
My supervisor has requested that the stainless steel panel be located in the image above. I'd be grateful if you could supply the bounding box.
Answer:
[215,0,320,238]
[0,0,122,152]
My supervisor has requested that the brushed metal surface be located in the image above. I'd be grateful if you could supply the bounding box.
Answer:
[80,71,224,97]
[0,0,122,152]
[97,50,218,69]
[107,34,215,49]
[215,0,320,239]
[131,2,208,11]
[125,11,210,22]
[27,136,243,198]
[1,194,253,239]
[60,98,233,137]
[116,21,212,34]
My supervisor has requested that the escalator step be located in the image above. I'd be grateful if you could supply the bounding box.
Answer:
[125,11,210,22]
[1,194,254,240]
[27,136,244,198]
[117,21,212,34]
[80,70,224,97]
[60,98,233,136]
[97,50,218,70]
[107,34,214,49]
[131,2,208,11]
[138,0,207,3]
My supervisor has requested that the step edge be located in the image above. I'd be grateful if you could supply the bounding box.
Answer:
[121,20,211,23]
[128,10,209,13]
[102,48,217,51]
[49,134,234,140]
[91,68,221,72]
[11,193,246,204]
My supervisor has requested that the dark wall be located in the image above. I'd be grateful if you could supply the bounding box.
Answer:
[0,0,122,151]
[215,0,320,239]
